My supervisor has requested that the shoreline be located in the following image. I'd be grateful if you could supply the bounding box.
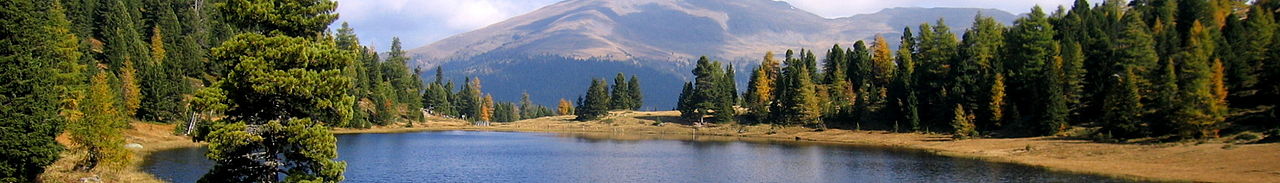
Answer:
[90,111,1276,183]
[337,111,1280,183]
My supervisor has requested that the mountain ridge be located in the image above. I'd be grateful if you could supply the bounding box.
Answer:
[406,0,1016,108]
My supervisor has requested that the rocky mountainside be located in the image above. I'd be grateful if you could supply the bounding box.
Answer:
[408,0,1015,109]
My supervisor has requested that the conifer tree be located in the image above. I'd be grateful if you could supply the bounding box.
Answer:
[1101,67,1146,139]
[989,73,1007,128]
[520,92,535,119]
[120,57,142,117]
[889,27,922,131]
[824,44,846,83]
[576,79,611,121]
[745,52,780,122]
[1225,4,1274,102]
[957,15,1005,130]
[871,34,896,85]
[73,71,130,170]
[138,25,186,122]
[201,0,348,181]
[627,76,643,110]
[723,64,738,105]
[775,58,822,126]
[610,73,631,110]
[481,94,494,122]
[1003,6,1061,135]
[1173,21,1223,139]
[677,82,697,119]
[951,104,978,139]
[0,1,83,181]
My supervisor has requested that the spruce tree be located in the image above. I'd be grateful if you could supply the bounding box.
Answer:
[0,1,82,181]
[627,75,643,110]
[958,15,1005,130]
[576,79,611,121]
[745,52,780,122]
[1173,21,1223,139]
[951,104,978,139]
[889,27,922,131]
[677,82,696,119]
[610,73,631,110]
[1003,6,1061,136]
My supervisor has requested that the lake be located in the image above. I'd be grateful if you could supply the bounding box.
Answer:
[142,131,1137,182]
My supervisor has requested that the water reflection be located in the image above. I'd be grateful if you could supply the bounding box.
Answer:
[142,131,1139,183]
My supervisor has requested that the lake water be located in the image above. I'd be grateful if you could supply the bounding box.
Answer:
[143,131,1137,182]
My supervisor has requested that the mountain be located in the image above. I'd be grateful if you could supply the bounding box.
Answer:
[408,0,1015,109]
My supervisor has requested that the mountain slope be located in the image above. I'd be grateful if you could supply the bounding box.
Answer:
[408,0,1015,109]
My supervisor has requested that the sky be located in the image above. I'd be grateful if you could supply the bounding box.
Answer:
[333,0,1078,51]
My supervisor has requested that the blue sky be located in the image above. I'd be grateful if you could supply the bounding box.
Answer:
[333,0,1078,51]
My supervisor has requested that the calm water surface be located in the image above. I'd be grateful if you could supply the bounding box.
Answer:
[143,131,1137,182]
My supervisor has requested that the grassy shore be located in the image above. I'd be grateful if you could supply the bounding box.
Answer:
[48,111,1278,182]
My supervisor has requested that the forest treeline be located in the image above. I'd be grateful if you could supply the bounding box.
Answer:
[572,73,645,121]
[679,0,1280,140]
[1,0,565,182]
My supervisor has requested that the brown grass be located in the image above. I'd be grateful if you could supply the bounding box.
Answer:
[40,122,202,183]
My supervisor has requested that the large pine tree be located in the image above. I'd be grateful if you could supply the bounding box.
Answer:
[0,0,83,181]
[576,79,611,121]
[201,0,348,181]
[1003,6,1064,136]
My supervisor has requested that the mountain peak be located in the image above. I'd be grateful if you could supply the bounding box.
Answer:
[407,0,1015,108]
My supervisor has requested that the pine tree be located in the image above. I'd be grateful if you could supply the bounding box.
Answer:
[677,82,697,119]
[481,94,494,122]
[201,0,348,181]
[989,73,1007,128]
[99,0,150,70]
[73,71,130,170]
[1,1,82,181]
[1101,66,1147,139]
[610,73,631,110]
[1225,4,1274,103]
[776,58,822,126]
[119,57,142,117]
[1003,6,1061,136]
[745,52,780,122]
[723,64,738,105]
[871,34,896,85]
[1150,58,1181,135]
[951,104,978,139]
[138,25,186,122]
[520,92,535,119]
[627,75,643,110]
[576,79,611,121]
[889,27,922,132]
[1173,21,1223,139]
[957,15,1005,130]
[1061,41,1086,115]
[916,19,961,130]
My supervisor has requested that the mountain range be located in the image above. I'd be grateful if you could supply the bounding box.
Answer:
[407,0,1016,109]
